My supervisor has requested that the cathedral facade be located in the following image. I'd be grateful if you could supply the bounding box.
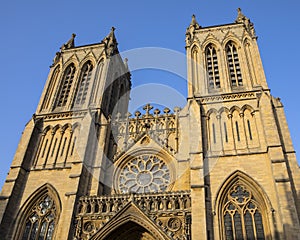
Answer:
[1,9,300,240]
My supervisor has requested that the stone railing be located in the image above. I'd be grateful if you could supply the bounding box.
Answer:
[75,191,191,240]
[77,191,191,216]
[110,104,181,159]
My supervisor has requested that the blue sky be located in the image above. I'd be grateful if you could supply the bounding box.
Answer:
[0,1,299,188]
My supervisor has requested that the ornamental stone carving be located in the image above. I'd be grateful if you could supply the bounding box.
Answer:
[118,155,171,194]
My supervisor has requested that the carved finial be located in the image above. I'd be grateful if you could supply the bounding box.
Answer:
[173,106,181,114]
[135,111,141,118]
[60,33,76,50]
[163,107,170,115]
[102,27,118,57]
[190,14,200,27]
[143,104,153,116]
[125,112,132,118]
[153,109,161,116]
[51,51,61,67]
[186,14,201,47]
[236,8,247,23]
[235,8,257,38]
[124,58,129,71]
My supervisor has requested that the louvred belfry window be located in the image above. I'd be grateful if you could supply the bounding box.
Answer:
[226,41,243,87]
[206,44,220,89]
[56,63,76,107]
[73,61,93,106]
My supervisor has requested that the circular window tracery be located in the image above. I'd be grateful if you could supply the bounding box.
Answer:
[118,155,170,194]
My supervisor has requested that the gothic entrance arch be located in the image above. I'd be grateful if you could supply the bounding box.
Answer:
[103,221,156,240]
[88,202,172,240]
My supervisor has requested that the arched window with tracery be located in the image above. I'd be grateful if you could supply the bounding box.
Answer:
[55,63,76,108]
[226,41,243,87]
[20,194,58,240]
[73,61,93,106]
[205,44,220,89]
[221,183,267,240]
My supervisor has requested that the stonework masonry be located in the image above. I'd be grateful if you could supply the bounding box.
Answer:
[0,9,300,240]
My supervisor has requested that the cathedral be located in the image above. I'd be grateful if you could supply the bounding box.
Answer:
[1,9,300,240]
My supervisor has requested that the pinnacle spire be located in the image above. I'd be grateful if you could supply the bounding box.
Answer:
[235,8,249,23]
[185,14,201,47]
[102,26,119,56]
[235,8,256,38]
[60,33,76,50]
[190,14,200,28]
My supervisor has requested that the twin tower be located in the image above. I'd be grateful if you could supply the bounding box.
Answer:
[1,9,300,240]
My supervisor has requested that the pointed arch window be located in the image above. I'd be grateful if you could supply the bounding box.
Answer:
[191,46,200,92]
[226,41,243,87]
[56,63,76,107]
[108,72,119,114]
[73,61,93,106]
[205,44,220,89]
[221,184,266,240]
[21,194,57,240]
[41,66,60,110]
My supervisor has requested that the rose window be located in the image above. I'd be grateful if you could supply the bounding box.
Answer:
[118,155,170,194]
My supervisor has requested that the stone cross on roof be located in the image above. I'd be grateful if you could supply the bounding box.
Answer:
[143,104,153,116]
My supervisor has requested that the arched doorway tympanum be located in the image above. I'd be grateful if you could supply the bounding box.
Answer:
[103,221,155,240]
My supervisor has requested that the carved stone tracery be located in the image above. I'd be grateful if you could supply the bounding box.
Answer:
[75,191,191,240]
[118,154,171,194]
[111,104,180,160]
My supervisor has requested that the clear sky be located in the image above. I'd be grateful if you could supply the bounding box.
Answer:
[0,1,299,188]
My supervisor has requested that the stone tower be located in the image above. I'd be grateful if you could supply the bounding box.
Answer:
[1,9,300,240]
[185,9,300,239]
[0,27,131,239]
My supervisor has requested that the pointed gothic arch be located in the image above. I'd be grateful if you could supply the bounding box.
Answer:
[72,60,94,106]
[215,171,272,240]
[89,203,170,240]
[205,43,221,89]
[103,221,156,240]
[224,40,243,87]
[13,183,61,240]
[191,44,200,93]
[55,62,77,108]
[41,65,61,111]
[78,54,97,69]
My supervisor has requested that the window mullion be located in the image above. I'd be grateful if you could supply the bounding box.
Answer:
[211,49,217,88]
[84,64,91,93]
[34,219,42,240]
[231,46,238,87]
[62,73,70,106]
[82,71,89,104]
[43,221,50,240]
[76,74,84,105]
[26,221,34,240]
[231,212,237,240]
[240,207,247,240]
[251,211,258,240]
